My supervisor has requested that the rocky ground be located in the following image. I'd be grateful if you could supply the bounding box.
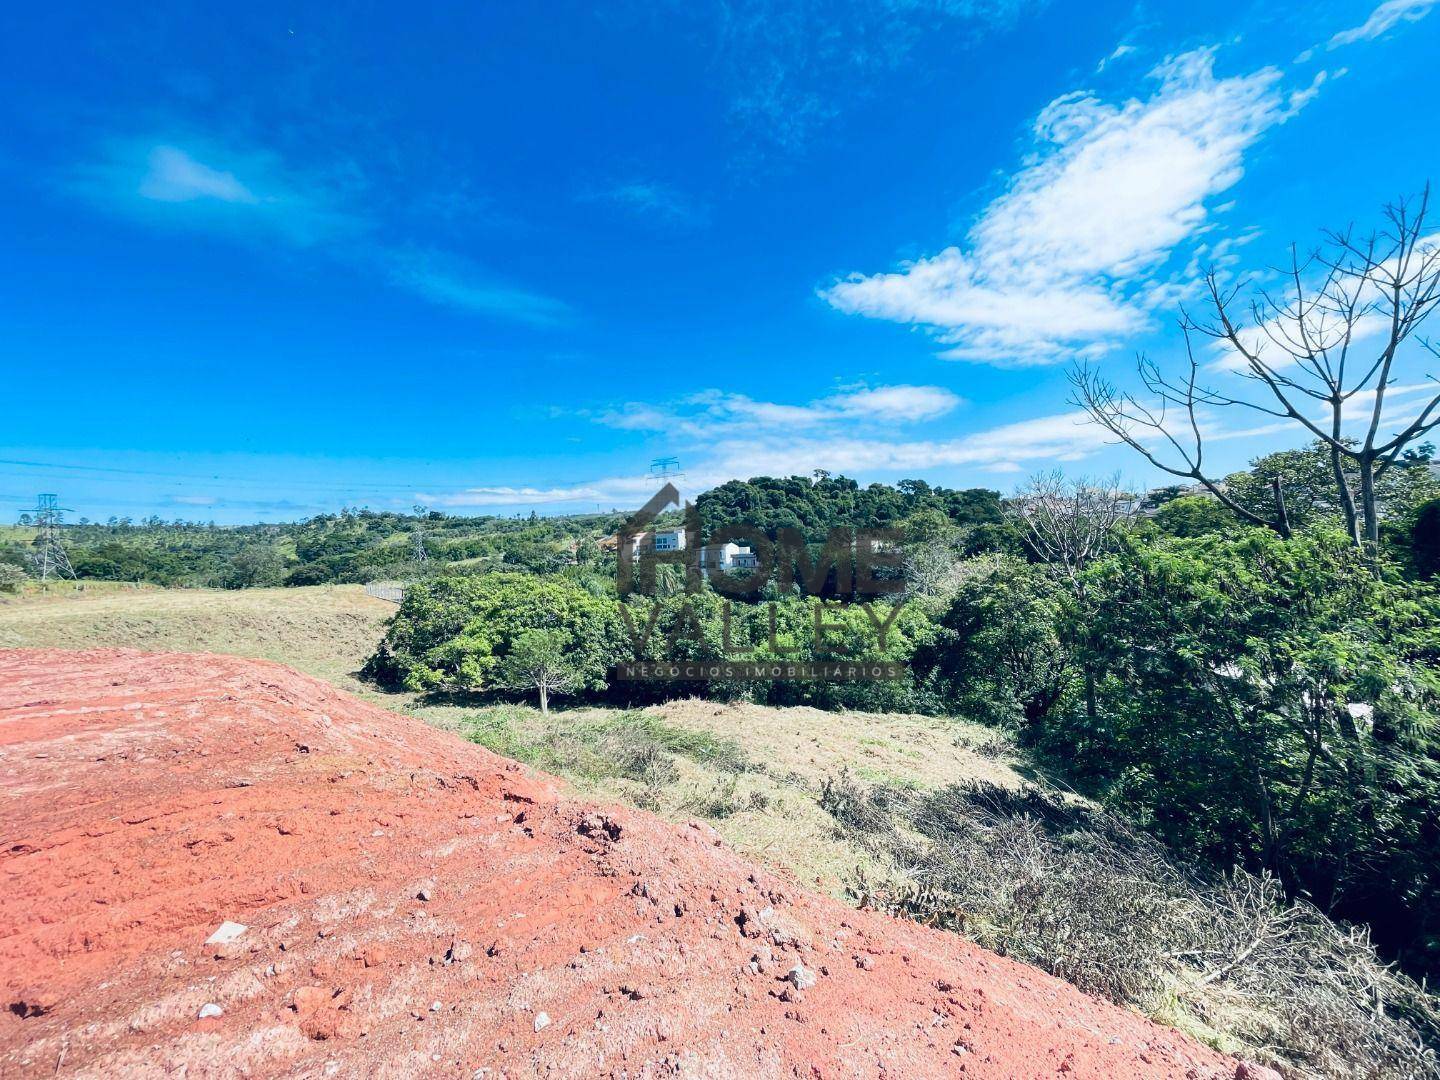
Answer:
[0,649,1265,1078]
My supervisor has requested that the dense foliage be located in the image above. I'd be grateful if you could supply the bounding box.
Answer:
[697,473,1006,540]
[0,508,626,589]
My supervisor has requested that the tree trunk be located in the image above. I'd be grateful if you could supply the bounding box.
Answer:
[1269,476,1293,539]
[539,683,549,715]
[1256,764,1280,876]
[1327,399,1359,546]
[1359,456,1380,548]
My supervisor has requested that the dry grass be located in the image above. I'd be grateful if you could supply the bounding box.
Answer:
[0,584,394,692]
[412,694,1034,896]
[823,773,1440,1079]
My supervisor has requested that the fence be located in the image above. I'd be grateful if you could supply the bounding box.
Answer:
[364,582,406,604]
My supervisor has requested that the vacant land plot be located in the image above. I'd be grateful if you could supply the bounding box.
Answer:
[0,582,1023,892]
[0,583,393,692]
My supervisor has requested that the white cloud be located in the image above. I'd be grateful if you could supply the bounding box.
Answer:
[596,384,964,436]
[73,137,568,324]
[827,384,963,422]
[689,408,1110,488]
[823,48,1311,366]
[423,403,1111,510]
[1329,0,1436,47]
[1097,44,1138,72]
[73,137,352,247]
[384,248,571,325]
[420,480,659,512]
[138,146,258,204]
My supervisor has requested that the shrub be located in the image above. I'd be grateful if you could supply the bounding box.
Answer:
[0,563,28,594]
[910,555,1072,727]
[364,573,628,694]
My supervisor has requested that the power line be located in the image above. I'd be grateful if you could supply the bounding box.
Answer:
[0,457,437,492]
[648,455,685,482]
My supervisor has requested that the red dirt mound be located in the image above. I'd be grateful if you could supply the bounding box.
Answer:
[0,649,1259,1078]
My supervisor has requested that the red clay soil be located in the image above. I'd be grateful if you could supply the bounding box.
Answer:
[0,649,1267,1079]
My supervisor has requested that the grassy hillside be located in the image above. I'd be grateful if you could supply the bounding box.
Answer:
[0,582,1024,886]
[0,583,394,691]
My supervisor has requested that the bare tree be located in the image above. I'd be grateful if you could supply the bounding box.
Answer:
[1011,471,1136,583]
[1012,471,1136,723]
[1073,190,1440,547]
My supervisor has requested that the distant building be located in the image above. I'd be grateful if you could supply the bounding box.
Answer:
[699,541,757,574]
[603,528,757,576]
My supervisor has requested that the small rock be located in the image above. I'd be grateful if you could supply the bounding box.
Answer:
[417,880,436,902]
[786,964,817,991]
[533,1011,551,1032]
[430,1000,442,1013]
[361,946,389,968]
[205,921,248,946]
[445,939,473,964]
[197,1003,224,1020]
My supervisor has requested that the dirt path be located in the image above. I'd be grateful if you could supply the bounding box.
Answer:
[0,649,1261,1078]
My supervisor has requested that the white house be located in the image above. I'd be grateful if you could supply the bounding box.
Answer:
[699,541,758,573]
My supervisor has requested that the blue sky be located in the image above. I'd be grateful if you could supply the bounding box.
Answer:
[3,0,1438,523]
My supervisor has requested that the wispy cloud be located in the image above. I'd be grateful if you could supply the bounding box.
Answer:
[71,136,357,246]
[580,179,709,229]
[418,477,664,509]
[679,0,1045,161]
[1329,0,1436,47]
[1097,43,1138,72]
[419,406,1108,509]
[822,48,1318,366]
[596,383,964,437]
[139,146,258,204]
[383,248,571,325]
[70,136,568,324]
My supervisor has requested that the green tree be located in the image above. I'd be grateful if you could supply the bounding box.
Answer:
[1410,497,1440,579]
[1152,494,1237,538]
[1065,528,1440,970]
[0,563,28,594]
[910,556,1071,727]
[220,545,286,589]
[497,629,583,714]
[1225,442,1439,535]
[365,573,626,694]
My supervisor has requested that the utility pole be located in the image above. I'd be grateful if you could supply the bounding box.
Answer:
[28,494,75,581]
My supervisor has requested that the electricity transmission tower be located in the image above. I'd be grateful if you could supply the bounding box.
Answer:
[648,456,685,482]
[28,494,75,581]
[410,504,430,563]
